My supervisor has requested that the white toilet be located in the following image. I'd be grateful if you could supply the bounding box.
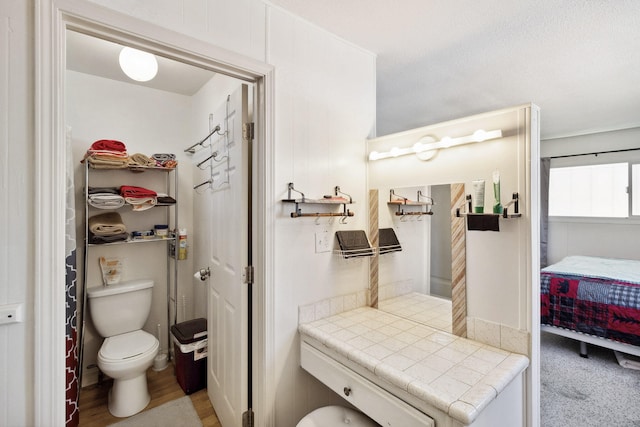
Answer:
[87,279,160,418]
[297,405,379,427]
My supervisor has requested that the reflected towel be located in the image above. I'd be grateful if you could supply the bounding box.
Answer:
[335,230,375,259]
[88,193,125,210]
[379,228,402,254]
[466,214,500,232]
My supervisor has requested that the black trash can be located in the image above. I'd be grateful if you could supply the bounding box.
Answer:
[171,318,207,395]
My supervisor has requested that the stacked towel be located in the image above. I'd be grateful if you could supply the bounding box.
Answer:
[82,139,129,169]
[151,153,177,168]
[88,212,128,243]
[88,193,125,210]
[156,193,177,206]
[128,153,156,168]
[120,185,157,211]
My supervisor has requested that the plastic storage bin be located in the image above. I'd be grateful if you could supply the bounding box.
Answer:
[171,318,207,394]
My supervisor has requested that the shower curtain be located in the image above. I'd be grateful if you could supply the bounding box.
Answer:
[65,130,79,427]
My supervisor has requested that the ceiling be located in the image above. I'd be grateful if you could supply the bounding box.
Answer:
[67,1,640,140]
[66,30,214,96]
[268,0,640,140]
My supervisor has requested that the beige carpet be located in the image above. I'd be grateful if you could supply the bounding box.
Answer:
[108,396,202,427]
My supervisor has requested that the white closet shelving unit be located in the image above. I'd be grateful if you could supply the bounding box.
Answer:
[79,163,179,384]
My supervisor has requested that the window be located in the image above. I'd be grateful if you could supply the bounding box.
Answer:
[633,164,640,216]
[549,162,629,217]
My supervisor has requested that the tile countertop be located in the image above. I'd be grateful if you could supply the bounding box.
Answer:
[298,307,529,425]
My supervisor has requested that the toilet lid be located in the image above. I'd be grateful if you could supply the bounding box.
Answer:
[100,330,158,361]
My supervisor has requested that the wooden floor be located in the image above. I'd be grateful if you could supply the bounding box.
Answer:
[79,364,221,426]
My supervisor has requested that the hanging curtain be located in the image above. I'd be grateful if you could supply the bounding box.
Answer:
[540,157,551,268]
[65,129,79,427]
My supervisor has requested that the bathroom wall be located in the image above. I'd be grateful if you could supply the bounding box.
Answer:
[541,127,640,264]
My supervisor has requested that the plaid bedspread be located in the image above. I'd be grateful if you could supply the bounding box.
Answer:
[541,272,640,345]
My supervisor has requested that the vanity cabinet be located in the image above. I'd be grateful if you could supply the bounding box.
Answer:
[302,341,435,426]
[299,307,528,427]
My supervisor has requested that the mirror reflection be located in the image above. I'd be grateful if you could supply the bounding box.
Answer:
[375,184,465,335]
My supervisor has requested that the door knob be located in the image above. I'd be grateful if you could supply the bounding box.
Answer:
[194,267,211,281]
[343,386,351,396]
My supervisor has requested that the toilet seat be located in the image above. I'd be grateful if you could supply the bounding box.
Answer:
[99,330,158,362]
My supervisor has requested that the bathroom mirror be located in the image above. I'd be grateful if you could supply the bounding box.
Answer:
[371,183,467,336]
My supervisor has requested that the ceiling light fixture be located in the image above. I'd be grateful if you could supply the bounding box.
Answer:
[368,129,503,161]
[118,47,158,82]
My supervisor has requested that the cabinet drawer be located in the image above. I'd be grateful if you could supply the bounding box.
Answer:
[301,341,435,427]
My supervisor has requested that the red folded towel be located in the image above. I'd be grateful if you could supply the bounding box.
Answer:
[119,185,157,198]
[90,139,127,153]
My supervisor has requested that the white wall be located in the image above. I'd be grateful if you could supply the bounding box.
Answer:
[541,127,640,264]
[3,0,376,425]
[267,7,376,425]
[0,1,33,425]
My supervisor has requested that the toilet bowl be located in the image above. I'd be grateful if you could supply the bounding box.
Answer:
[296,405,379,427]
[87,279,159,418]
[97,330,159,417]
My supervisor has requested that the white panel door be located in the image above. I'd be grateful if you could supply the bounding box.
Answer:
[206,85,250,427]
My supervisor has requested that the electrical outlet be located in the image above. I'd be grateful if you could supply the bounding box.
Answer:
[315,231,331,253]
[0,303,23,326]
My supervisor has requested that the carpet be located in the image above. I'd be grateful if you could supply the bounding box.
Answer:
[107,396,202,427]
[541,331,640,427]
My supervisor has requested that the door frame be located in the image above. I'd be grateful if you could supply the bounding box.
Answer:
[34,1,275,425]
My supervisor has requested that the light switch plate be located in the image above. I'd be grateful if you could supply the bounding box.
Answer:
[315,231,331,253]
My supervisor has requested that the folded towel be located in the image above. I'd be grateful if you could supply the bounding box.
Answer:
[466,214,500,232]
[124,197,157,211]
[88,186,119,195]
[156,193,177,205]
[379,228,402,254]
[90,139,127,153]
[335,230,375,259]
[88,193,125,210]
[84,154,129,169]
[128,153,156,168]
[89,231,129,244]
[88,212,126,236]
[120,185,157,198]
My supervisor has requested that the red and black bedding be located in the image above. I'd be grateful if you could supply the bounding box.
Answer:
[541,256,640,346]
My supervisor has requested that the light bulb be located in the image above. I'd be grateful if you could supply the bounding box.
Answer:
[473,129,487,142]
[119,47,158,82]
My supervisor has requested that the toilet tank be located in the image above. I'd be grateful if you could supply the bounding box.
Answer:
[87,279,154,338]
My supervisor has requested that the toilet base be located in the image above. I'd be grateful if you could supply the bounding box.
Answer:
[108,373,151,418]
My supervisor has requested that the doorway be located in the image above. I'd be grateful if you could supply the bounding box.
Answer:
[35,3,273,425]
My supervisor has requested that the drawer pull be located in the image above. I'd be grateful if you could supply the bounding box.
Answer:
[343,386,352,396]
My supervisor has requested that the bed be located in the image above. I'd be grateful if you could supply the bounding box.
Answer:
[541,255,640,357]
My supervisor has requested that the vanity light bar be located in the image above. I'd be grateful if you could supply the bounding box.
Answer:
[368,129,503,161]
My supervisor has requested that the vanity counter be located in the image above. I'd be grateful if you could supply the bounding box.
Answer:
[298,307,528,426]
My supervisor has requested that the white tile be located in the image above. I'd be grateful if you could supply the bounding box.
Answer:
[449,401,477,425]
[426,331,457,346]
[419,353,456,375]
[365,343,395,360]
[466,317,476,340]
[382,353,416,371]
[446,365,485,386]
[430,375,471,401]
[343,293,357,311]
[408,380,455,414]
[375,363,414,391]
[381,337,407,353]
[405,363,442,384]
[474,318,501,348]
[434,346,468,364]
[500,325,529,355]
[347,335,375,350]
[298,304,315,324]
[412,338,444,356]
[459,383,497,412]
[314,299,331,320]
[330,296,344,315]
